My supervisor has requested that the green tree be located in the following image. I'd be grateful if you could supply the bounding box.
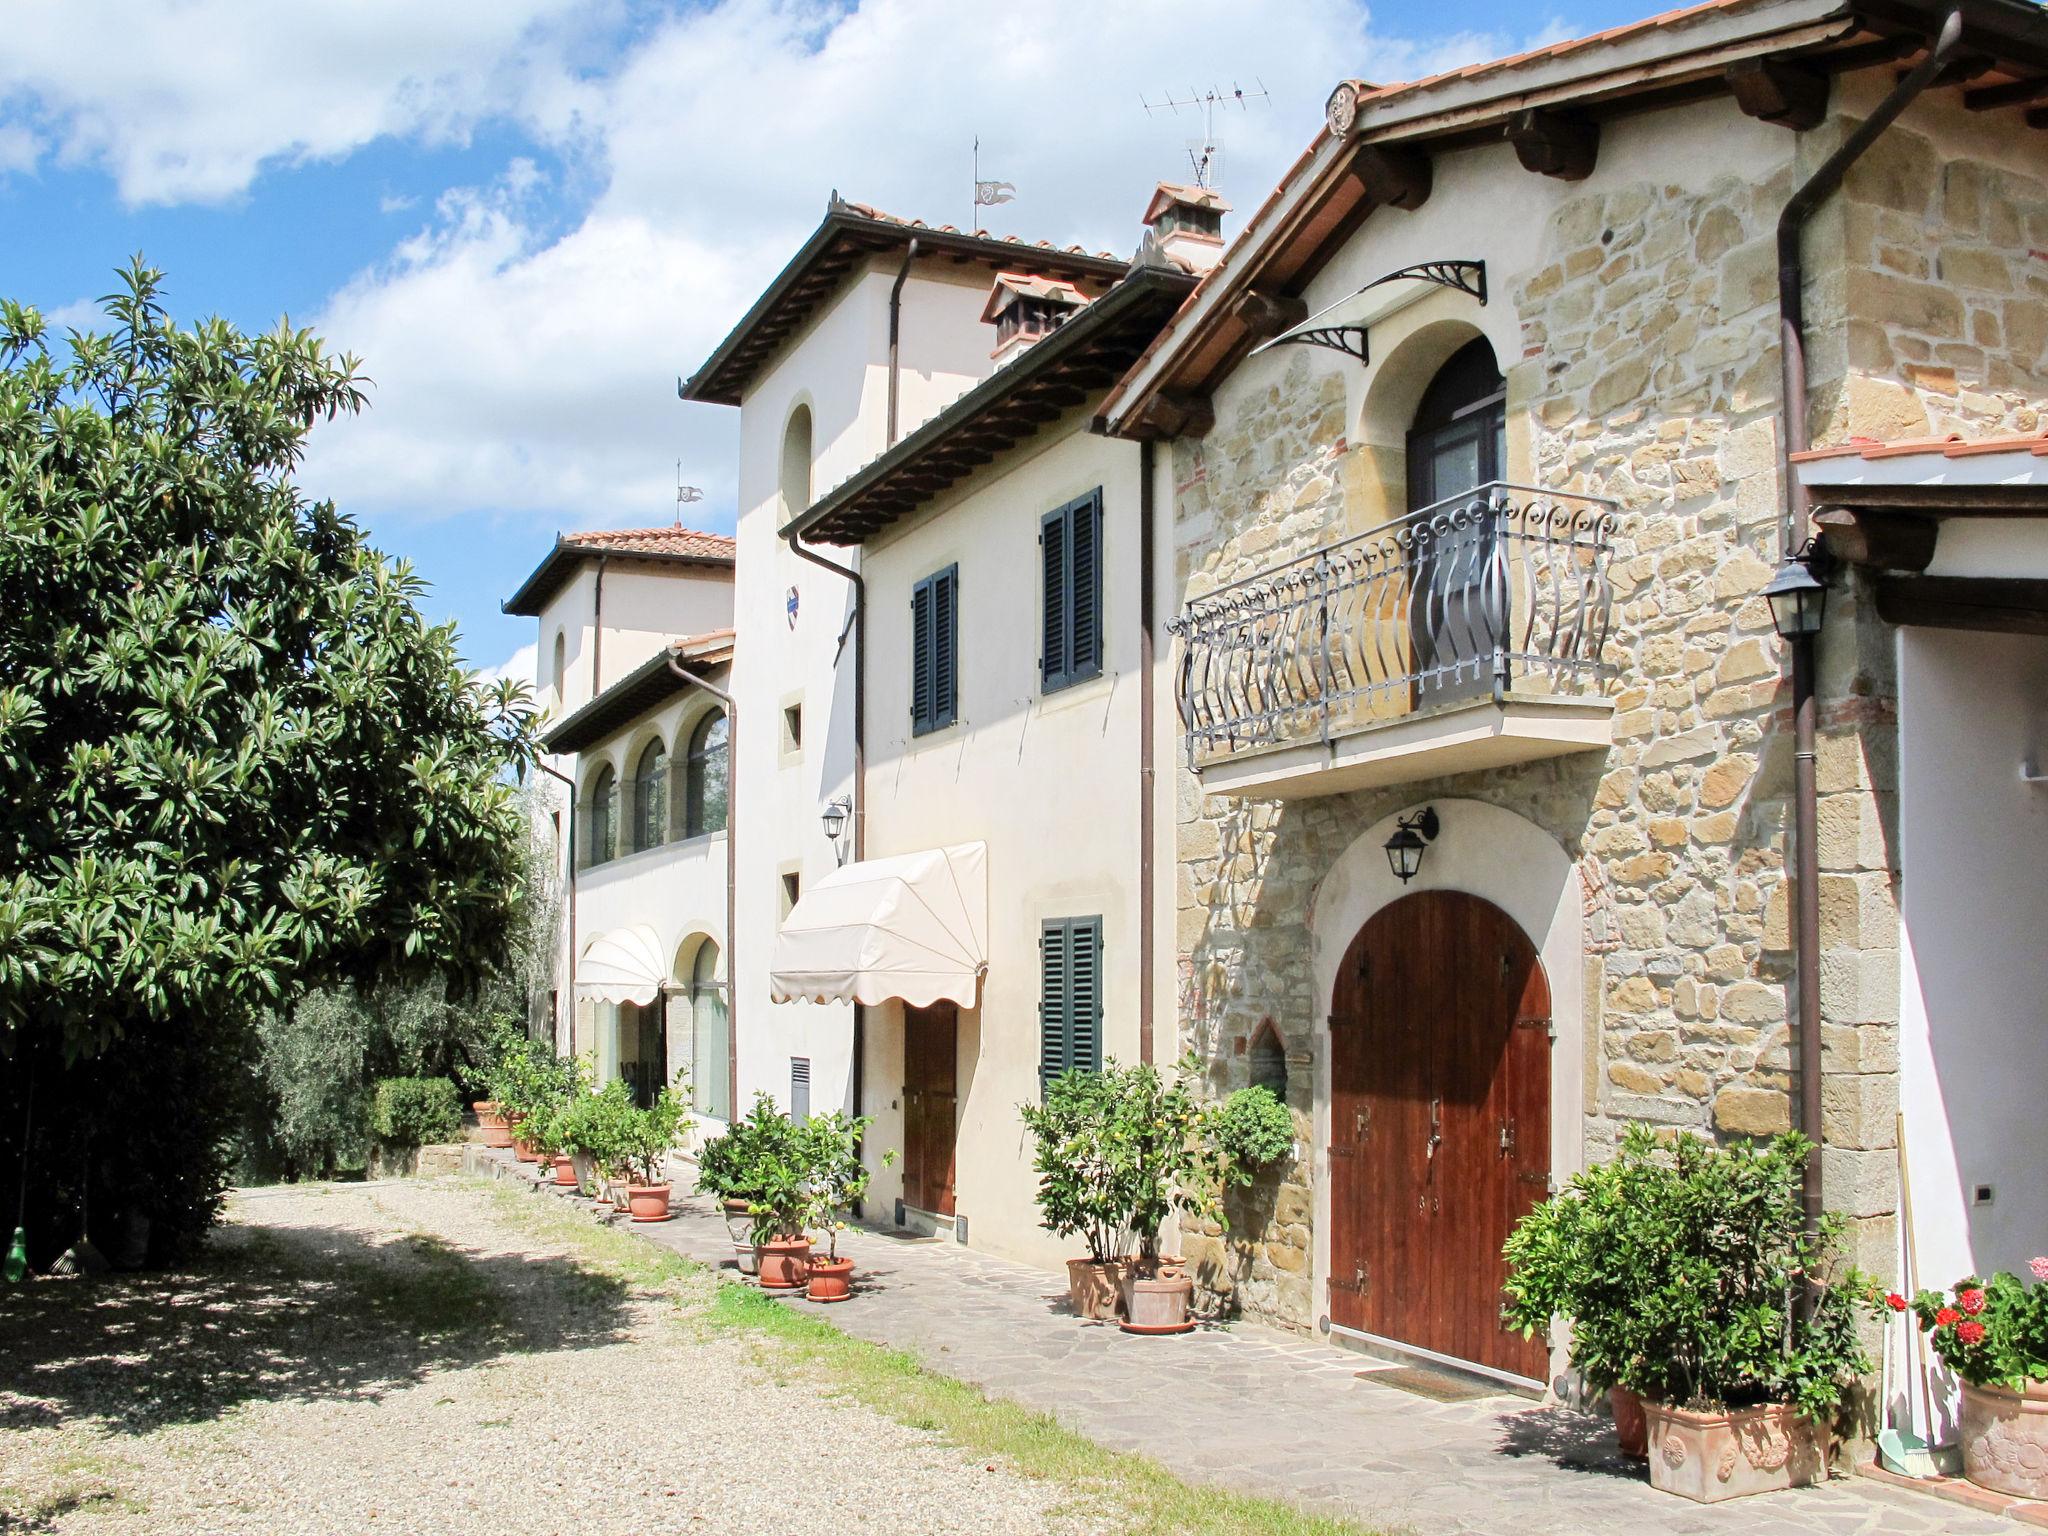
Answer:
[0,262,537,1263]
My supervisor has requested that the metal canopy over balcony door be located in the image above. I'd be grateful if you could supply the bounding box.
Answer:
[1328,890,1550,1385]
[902,1001,958,1218]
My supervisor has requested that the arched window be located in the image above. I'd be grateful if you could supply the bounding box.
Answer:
[689,939,731,1122]
[1249,1021,1288,1099]
[588,764,617,866]
[685,711,729,838]
[1406,336,1505,512]
[551,631,567,702]
[779,404,813,523]
[632,738,667,852]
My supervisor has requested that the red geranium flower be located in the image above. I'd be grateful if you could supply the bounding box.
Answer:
[1885,1292,1908,1312]
[1937,1307,1963,1327]
[1959,1287,1987,1316]
[1957,1320,1987,1346]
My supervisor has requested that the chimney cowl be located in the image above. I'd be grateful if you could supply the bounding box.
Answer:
[981,271,1089,365]
[1141,182,1230,273]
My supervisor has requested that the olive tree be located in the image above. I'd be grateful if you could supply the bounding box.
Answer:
[0,263,537,1260]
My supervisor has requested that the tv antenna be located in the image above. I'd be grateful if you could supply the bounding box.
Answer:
[674,460,704,523]
[1140,79,1267,189]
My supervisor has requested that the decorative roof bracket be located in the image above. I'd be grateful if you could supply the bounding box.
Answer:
[1251,259,1486,366]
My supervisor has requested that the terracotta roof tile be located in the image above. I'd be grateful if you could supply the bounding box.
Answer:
[1791,431,2048,463]
[558,525,737,560]
[838,199,1119,261]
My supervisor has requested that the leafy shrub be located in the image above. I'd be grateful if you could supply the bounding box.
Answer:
[1019,1067,1138,1263]
[696,1092,796,1206]
[1910,1262,2048,1390]
[1208,1086,1294,1175]
[370,1077,461,1148]
[618,1073,694,1186]
[556,1078,636,1176]
[1503,1126,1874,1416]
[798,1111,891,1261]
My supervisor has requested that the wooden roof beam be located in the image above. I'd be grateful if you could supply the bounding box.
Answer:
[1727,56,1830,130]
[1815,508,1937,572]
[1964,74,2048,110]
[1876,574,2048,635]
[1132,390,1214,441]
[1507,108,1598,181]
[1352,144,1432,211]
[1233,288,1310,341]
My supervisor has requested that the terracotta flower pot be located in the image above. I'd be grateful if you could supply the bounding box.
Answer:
[1960,1379,2048,1499]
[1065,1257,1129,1321]
[806,1255,856,1303]
[551,1154,577,1187]
[474,1101,513,1149]
[512,1135,541,1165]
[1611,1386,1649,1461]
[1119,1269,1196,1335]
[756,1236,812,1290]
[1641,1399,1828,1503]
[626,1183,672,1222]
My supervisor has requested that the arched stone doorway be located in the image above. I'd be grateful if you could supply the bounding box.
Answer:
[1327,888,1551,1382]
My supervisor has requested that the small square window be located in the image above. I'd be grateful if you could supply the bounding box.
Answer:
[782,703,803,754]
[781,870,801,917]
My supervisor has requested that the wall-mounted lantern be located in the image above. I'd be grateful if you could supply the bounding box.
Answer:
[1763,544,1832,640]
[1383,805,1440,884]
[819,795,851,841]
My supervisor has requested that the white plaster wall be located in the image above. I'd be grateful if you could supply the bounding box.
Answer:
[1926,518,2048,580]
[534,564,733,722]
[856,415,1150,1268]
[1898,628,2048,1292]
[1306,797,1585,1381]
[728,254,1009,1128]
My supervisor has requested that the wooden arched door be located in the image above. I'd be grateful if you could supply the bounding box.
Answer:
[1328,889,1551,1381]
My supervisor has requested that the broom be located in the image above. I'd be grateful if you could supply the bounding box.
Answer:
[1876,1112,1950,1478]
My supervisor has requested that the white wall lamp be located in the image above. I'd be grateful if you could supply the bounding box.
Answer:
[820,795,852,842]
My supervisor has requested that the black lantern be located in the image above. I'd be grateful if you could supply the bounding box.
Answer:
[820,796,851,840]
[1383,805,1440,884]
[1762,546,1831,640]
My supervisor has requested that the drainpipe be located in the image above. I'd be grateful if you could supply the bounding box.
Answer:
[1775,9,1963,1242]
[591,555,609,699]
[786,531,867,1124]
[887,239,920,447]
[666,648,739,1122]
[533,760,577,1055]
[1139,439,1157,1066]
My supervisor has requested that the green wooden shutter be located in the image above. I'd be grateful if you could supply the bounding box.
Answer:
[1039,507,1067,688]
[910,575,934,734]
[1069,490,1103,682]
[1069,916,1102,1073]
[933,565,957,730]
[1039,919,1069,1094]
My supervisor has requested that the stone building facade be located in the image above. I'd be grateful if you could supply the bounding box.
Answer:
[1164,75,2048,1344]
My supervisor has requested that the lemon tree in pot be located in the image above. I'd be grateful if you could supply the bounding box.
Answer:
[1909,1260,2048,1497]
[797,1111,891,1303]
[745,1130,814,1291]
[697,1093,786,1276]
[1504,1127,1874,1503]
[618,1072,692,1223]
[1019,1068,1135,1321]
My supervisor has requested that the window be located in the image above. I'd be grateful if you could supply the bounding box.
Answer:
[781,869,801,917]
[551,631,567,700]
[780,404,813,521]
[588,764,617,865]
[781,702,803,754]
[1038,916,1103,1093]
[631,739,667,852]
[790,1057,811,1121]
[684,710,728,837]
[1406,336,1505,512]
[688,939,730,1122]
[1406,338,1508,699]
[1040,490,1103,693]
[911,565,958,736]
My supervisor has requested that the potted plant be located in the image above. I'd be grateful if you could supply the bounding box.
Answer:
[557,1079,631,1200]
[797,1112,892,1303]
[618,1072,693,1223]
[1504,1127,1873,1502]
[745,1116,815,1290]
[1020,1067,1135,1320]
[697,1093,785,1276]
[1908,1259,2048,1498]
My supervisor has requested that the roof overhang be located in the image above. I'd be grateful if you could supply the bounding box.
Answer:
[680,199,1130,408]
[503,539,735,618]
[542,636,733,755]
[1796,437,2048,513]
[1098,0,2048,438]
[785,263,1196,546]
[768,843,988,1009]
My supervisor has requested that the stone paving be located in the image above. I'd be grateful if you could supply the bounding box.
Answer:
[470,1149,2025,1536]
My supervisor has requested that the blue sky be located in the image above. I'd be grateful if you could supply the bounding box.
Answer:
[0,0,1650,680]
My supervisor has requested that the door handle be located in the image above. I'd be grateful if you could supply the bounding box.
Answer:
[1426,1096,1442,1160]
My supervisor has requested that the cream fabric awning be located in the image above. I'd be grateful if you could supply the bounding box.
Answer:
[769,842,987,1009]
[577,925,669,1006]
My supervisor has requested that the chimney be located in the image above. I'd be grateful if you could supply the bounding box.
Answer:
[1140,182,1230,274]
[981,272,1089,367]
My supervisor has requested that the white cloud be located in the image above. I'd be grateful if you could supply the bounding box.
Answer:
[475,640,538,690]
[0,0,597,205]
[291,0,1558,536]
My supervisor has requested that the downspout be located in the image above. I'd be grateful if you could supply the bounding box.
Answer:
[591,555,609,698]
[533,760,577,1055]
[1775,9,1963,1241]
[786,531,866,1125]
[1138,439,1157,1065]
[665,648,740,1123]
[887,239,920,448]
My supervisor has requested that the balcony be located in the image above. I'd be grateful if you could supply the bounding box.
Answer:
[1170,483,1619,799]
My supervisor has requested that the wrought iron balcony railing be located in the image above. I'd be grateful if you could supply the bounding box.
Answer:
[1168,483,1619,762]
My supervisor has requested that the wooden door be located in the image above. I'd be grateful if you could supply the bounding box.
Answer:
[1328,890,1550,1381]
[902,1002,958,1217]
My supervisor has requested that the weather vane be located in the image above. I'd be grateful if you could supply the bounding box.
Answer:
[972,135,1015,235]
[675,460,703,524]
[1140,80,1268,189]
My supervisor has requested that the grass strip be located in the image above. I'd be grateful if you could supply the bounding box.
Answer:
[476,1177,1383,1536]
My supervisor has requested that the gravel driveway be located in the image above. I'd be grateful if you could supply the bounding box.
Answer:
[0,1179,1104,1535]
